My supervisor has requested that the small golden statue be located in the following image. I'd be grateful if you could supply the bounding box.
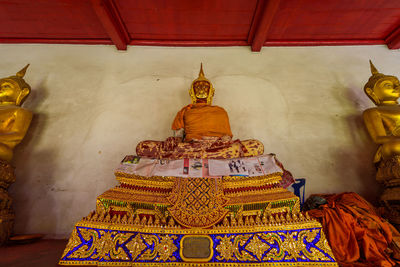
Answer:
[0,65,33,244]
[363,60,400,226]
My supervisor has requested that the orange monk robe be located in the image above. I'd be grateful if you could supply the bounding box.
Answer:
[307,193,399,267]
[172,103,233,141]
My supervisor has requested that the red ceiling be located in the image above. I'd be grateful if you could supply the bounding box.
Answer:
[117,0,258,41]
[0,0,109,40]
[1,0,400,51]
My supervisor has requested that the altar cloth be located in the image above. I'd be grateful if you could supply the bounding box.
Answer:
[117,154,282,178]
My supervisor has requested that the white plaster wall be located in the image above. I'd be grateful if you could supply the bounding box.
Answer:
[0,44,398,238]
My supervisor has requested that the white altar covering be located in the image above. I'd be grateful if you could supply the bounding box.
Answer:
[115,154,282,178]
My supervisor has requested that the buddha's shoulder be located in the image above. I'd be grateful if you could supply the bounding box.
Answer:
[363,107,380,115]
[0,106,32,117]
[190,104,226,111]
[206,105,227,112]
[363,106,400,117]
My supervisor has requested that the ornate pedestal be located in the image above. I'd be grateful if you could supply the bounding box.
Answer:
[376,156,400,227]
[60,156,337,266]
[60,214,336,266]
[0,160,16,245]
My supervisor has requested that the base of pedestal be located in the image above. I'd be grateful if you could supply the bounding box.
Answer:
[59,213,337,266]
[0,160,16,246]
[0,210,14,245]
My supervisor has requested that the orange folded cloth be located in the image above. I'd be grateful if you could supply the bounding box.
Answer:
[172,103,232,141]
[307,192,399,267]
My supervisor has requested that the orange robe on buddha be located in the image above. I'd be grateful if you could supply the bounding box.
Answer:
[172,103,232,141]
[136,104,263,159]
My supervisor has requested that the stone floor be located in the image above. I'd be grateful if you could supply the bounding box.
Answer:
[0,239,68,267]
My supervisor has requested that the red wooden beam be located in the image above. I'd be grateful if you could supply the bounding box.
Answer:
[251,0,281,52]
[0,38,113,45]
[385,26,400,49]
[263,39,385,46]
[247,0,266,45]
[0,38,383,48]
[130,40,248,47]
[91,0,129,50]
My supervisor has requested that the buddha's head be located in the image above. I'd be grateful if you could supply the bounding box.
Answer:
[189,64,215,104]
[364,60,400,106]
[0,64,31,106]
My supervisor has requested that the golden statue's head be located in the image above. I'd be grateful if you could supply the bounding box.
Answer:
[364,60,400,106]
[0,64,31,106]
[189,64,215,104]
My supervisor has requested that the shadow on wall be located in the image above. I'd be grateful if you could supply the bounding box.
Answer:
[9,79,58,234]
[332,80,379,204]
[337,114,379,203]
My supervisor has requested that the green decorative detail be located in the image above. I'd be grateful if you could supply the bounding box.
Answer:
[243,202,270,211]
[99,199,169,211]
[226,200,296,214]
[128,202,168,211]
[99,198,111,210]
[270,200,296,210]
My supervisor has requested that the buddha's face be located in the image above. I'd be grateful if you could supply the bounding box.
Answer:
[0,78,23,105]
[193,81,210,101]
[373,76,400,102]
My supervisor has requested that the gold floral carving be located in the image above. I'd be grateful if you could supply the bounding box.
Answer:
[376,156,400,184]
[300,230,333,261]
[215,235,236,261]
[233,235,255,261]
[0,160,16,244]
[279,232,304,260]
[215,234,254,261]
[125,234,147,261]
[61,228,81,259]
[63,227,180,263]
[213,229,335,263]
[260,232,283,260]
[167,177,228,228]
[92,231,116,261]
[69,228,100,259]
[245,235,270,260]
[222,173,282,190]
[60,218,337,266]
[154,235,177,261]
[0,160,15,188]
[139,235,158,261]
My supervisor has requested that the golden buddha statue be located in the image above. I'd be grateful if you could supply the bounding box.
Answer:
[363,60,400,226]
[136,64,264,159]
[0,64,33,244]
[171,64,232,140]
[0,64,33,162]
[60,64,337,266]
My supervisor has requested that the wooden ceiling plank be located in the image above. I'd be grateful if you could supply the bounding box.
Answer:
[251,0,281,52]
[91,0,129,50]
[247,0,265,44]
[0,38,113,45]
[263,39,385,46]
[130,40,248,46]
[386,25,400,49]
